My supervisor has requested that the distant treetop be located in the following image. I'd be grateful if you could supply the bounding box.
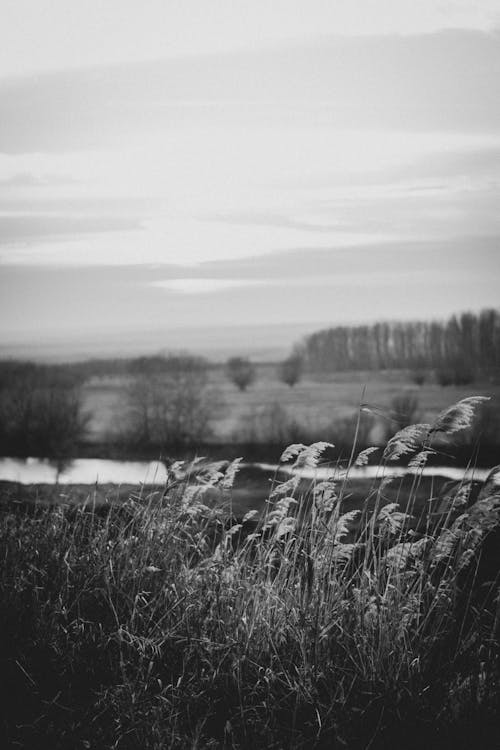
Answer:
[300,308,500,375]
[226,356,256,391]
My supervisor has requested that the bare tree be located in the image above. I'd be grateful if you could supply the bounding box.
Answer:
[124,355,222,450]
[225,357,256,391]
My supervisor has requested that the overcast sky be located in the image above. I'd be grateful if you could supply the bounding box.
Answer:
[1,1,499,356]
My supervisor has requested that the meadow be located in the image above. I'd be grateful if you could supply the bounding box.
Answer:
[1,396,499,749]
[82,363,500,459]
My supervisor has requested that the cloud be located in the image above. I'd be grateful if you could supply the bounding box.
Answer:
[385,145,500,182]
[1,29,499,152]
[211,211,346,234]
[151,278,268,294]
[0,172,43,187]
[1,237,498,346]
[292,142,500,190]
[192,236,500,282]
[0,172,78,188]
[0,214,142,243]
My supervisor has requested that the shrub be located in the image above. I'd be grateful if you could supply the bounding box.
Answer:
[436,367,454,386]
[436,359,476,387]
[235,401,307,446]
[411,369,426,386]
[452,363,476,386]
[226,356,256,391]
[278,352,304,387]
[123,356,222,450]
[0,363,88,460]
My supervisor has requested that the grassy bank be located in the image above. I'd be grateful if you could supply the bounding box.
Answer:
[1,398,499,749]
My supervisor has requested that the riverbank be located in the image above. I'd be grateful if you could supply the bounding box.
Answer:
[0,467,466,526]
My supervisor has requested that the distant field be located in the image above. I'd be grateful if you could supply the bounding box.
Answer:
[82,364,500,445]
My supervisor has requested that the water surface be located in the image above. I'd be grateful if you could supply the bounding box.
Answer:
[0,457,490,485]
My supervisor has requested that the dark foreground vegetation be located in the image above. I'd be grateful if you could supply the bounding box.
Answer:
[0,361,88,462]
[1,397,499,749]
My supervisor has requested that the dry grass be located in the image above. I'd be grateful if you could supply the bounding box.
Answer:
[82,366,500,447]
[1,397,499,749]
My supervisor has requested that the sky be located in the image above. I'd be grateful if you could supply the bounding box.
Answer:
[0,1,499,358]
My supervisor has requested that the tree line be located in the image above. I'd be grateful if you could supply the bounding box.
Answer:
[300,309,500,378]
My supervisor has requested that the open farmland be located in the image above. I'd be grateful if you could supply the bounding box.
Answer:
[82,363,500,449]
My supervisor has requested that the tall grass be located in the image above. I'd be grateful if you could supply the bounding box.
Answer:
[1,397,499,749]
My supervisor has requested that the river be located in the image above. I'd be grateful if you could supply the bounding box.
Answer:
[0,457,490,485]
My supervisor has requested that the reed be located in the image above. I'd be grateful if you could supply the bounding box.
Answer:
[1,397,498,749]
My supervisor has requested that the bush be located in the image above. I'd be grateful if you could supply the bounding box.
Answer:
[436,368,454,387]
[411,369,426,386]
[278,353,304,387]
[0,363,88,460]
[436,359,476,387]
[235,401,307,446]
[452,365,476,386]
[226,356,256,391]
[123,355,222,450]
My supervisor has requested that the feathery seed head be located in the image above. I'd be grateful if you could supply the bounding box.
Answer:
[383,423,431,462]
[431,396,490,435]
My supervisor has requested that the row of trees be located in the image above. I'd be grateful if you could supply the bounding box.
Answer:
[300,309,500,375]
